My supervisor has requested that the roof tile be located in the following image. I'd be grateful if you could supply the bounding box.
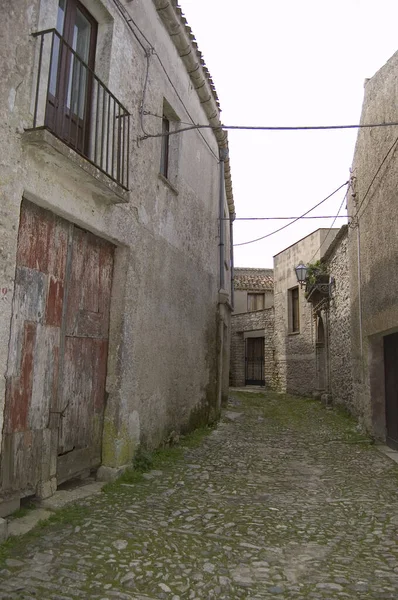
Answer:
[234,268,274,291]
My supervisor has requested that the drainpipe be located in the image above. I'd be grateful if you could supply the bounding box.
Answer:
[230,212,235,309]
[219,148,228,291]
[326,308,331,398]
[357,221,363,359]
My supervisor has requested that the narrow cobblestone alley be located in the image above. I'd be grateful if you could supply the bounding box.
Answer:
[1,391,398,599]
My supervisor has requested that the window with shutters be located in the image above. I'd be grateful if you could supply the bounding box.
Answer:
[288,286,300,333]
[159,100,180,191]
[247,293,265,312]
[160,116,170,178]
[31,0,130,189]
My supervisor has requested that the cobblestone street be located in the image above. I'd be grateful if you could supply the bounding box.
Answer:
[2,390,398,599]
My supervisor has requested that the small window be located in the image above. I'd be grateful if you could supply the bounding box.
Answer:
[159,100,180,186]
[288,287,300,333]
[160,116,170,178]
[247,293,265,312]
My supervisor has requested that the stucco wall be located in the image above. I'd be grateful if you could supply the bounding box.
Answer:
[273,229,339,395]
[230,308,274,388]
[324,228,354,410]
[347,50,398,437]
[0,0,232,498]
[233,289,274,315]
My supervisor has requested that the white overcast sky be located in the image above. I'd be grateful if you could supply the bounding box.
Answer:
[180,0,398,268]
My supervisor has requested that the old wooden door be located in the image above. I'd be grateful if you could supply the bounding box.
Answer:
[57,226,113,482]
[245,337,265,386]
[1,200,113,496]
[384,332,398,450]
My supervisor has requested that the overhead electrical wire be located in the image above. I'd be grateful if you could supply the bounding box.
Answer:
[113,0,398,238]
[111,0,148,52]
[111,0,220,162]
[233,181,349,247]
[222,215,350,221]
[144,111,398,135]
[354,134,398,219]
[308,189,349,264]
[140,121,398,139]
[233,131,398,251]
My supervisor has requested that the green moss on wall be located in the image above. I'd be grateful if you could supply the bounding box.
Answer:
[101,418,137,468]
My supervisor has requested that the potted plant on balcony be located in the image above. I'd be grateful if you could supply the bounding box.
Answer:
[305,260,331,301]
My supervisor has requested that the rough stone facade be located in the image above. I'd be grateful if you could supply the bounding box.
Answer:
[273,229,339,395]
[346,50,398,441]
[230,268,274,388]
[230,308,275,388]
[233,267,274,316]
[322,226,354,410]
[271,225,353,414]
[0,0,233,511]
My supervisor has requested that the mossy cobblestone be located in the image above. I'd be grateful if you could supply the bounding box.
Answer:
[1,391,398,599]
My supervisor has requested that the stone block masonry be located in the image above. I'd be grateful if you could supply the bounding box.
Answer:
[324,227,354,411]
[230,308,275,388]
[273,228,340,396]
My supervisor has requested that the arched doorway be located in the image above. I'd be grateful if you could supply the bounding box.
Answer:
[316,315,327,391]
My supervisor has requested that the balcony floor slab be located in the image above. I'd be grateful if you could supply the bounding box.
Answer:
[22,128,129,204]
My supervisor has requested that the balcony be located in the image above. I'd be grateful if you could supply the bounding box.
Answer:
[305,273,332,309]
[28,29,130,194]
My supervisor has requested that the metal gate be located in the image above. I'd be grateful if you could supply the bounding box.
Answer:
[1,200,114,496]
[384,332,398,450]
[245,337,265,386]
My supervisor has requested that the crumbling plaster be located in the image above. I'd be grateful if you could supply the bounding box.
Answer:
[0,0,232,485]
[347,50,398,436]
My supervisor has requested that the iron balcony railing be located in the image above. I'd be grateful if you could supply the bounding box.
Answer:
[31,29,130,190]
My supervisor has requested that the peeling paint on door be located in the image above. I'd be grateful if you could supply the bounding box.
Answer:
[0,199,114,499]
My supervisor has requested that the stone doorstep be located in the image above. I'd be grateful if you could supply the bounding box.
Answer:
[2,480,106,542]
[376,444,398,465]
[0,517,7,542]
[229,387,266,393]
[0,497,20,519]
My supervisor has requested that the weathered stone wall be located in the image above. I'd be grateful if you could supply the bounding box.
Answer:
[0,0,232,500]
[324,227,354,410]
[347,50,398,438]
[273,229,339,396]
[230,308,274,388]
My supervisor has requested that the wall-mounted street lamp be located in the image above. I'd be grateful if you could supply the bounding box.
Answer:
[294,263,308,288]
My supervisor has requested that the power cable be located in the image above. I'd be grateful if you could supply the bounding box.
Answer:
[303,134,398,280]
[308,189,349,264]
[112,0,398,232]
[112,0,219,162]
[139,121,398,139]
[233,181,349,247]
[355,134,398,218]
[111,0,149,53]
[151,53,220,162]
[139,51,152,137]
[222,215,350,221]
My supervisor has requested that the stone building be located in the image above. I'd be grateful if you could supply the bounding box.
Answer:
[0,0,234,514]
[305,226,353,408]
[273,229,339,395]
[230,269,274,388]
[346,49,398,449]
